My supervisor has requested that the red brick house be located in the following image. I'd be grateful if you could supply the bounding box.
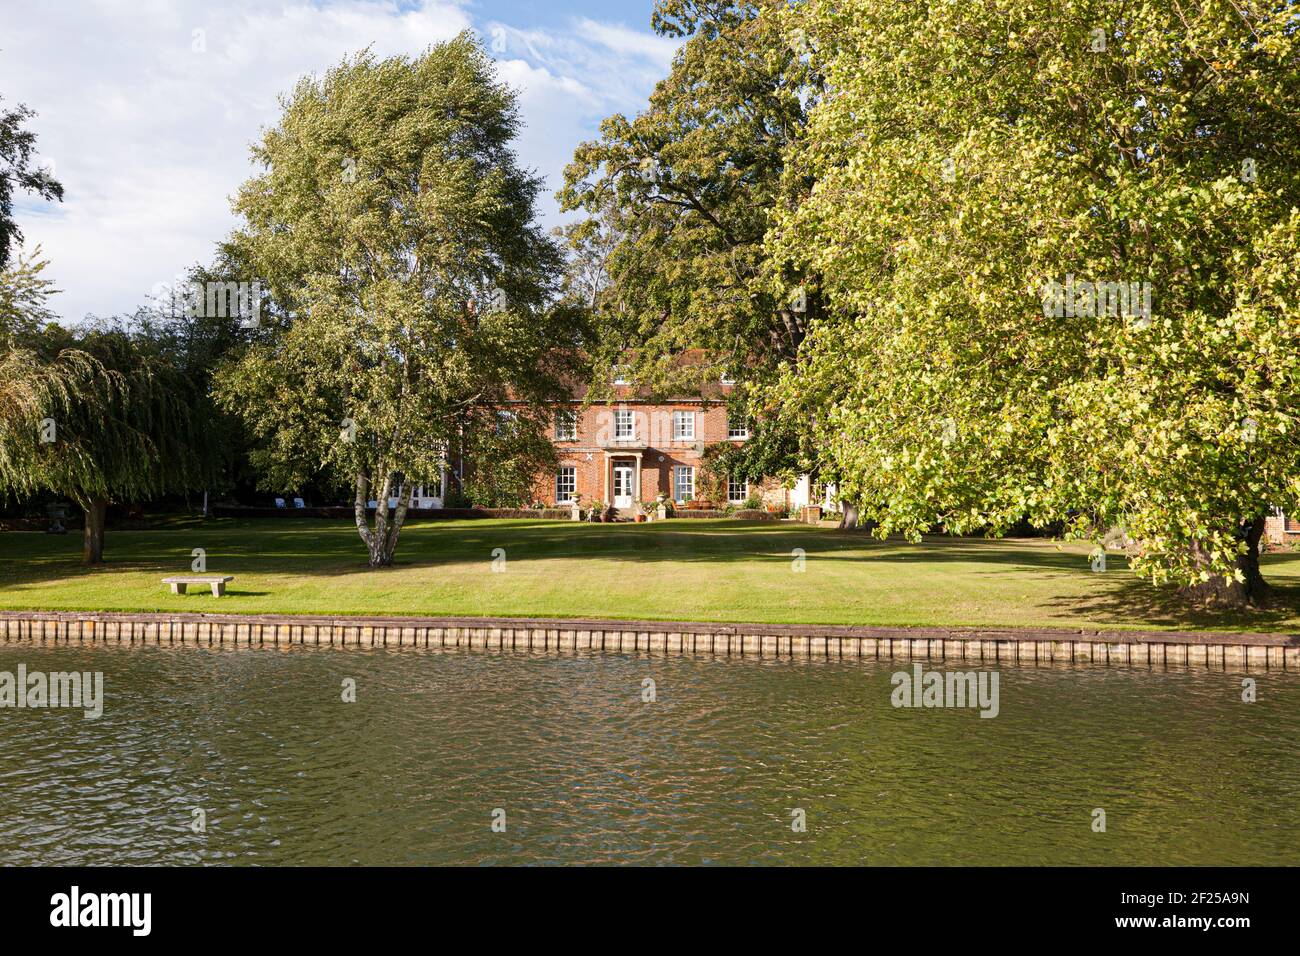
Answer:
[526,364,780,517]
[536,398,751,517]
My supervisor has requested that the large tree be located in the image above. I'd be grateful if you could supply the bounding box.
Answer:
[559,0,833,518]
[216,37,580,566]
[559,0,820,394]
[768,0,1300,605]
[0,97,63,269]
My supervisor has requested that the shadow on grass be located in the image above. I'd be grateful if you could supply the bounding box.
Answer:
[1041,572,1300,633]
[166,591,273,600]
[4,518,1098,573]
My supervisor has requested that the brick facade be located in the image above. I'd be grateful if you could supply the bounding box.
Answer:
[529,397,771,511]
[1264,511,1300,546]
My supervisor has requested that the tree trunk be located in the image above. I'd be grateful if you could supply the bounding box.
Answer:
[369,472,393,566]
[354,472,374,552]
[378,477,411,565]
[839,501,860,531]
[82,498,107,565]
[353,468,414,567]
[1181,516,1269,608]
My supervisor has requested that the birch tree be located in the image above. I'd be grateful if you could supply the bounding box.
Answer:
[216,36,577,566]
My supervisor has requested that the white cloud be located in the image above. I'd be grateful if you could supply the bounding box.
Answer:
[572,17,680,64]
[0,0,678,322]
[487,18,678,106]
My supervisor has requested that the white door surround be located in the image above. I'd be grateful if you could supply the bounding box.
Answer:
[602,451,643,510]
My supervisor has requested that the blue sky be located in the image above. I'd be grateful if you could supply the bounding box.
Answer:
[0,0,674,322]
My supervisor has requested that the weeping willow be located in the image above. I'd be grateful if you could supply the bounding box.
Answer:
[0,334,220,562]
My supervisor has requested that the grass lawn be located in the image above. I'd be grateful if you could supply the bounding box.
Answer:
[0,517,1297,632]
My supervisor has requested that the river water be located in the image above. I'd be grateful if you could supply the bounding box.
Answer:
[0,642,1295,865]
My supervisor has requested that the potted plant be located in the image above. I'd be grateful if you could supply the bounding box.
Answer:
[587,499,605,522]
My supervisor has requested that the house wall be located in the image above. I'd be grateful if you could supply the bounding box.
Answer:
[530,401,762,507]
[1264,512,1300,546]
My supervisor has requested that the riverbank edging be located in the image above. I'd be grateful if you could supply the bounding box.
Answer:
[0,610,1296,670]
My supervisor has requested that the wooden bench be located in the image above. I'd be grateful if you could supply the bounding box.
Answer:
[162,575,234,597]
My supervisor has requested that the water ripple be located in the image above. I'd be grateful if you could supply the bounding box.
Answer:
[0,644,1296,865]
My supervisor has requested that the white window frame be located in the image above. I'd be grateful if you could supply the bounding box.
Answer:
[727,418,749,440]
[612,365,631,386]
[555,466,576,503]
[555,409,577,441]
[674,465,695,503]
[672,410,695,441]
[720,371,736,385]
[728,477,748,503]
[614,409,635,440]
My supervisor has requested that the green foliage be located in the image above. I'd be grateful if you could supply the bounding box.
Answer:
[717,393,805,486]
[0,248,58,342]
[696,441,732,502]
[767,0,1300,594]
[441,486,473,510]
[1,253,223,548]
[559,0,821,399]
[459,409,558,508]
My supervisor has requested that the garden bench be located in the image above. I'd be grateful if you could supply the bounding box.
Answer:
[162,575,234,597]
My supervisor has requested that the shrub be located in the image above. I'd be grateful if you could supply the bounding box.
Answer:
[442,488,473,509]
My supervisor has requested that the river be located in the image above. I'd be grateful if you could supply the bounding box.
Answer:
[0,642,1295,865]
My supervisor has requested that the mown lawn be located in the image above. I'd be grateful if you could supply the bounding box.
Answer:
[0,517,1297,632]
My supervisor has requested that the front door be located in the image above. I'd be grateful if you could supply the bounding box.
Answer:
[613,465,634,509]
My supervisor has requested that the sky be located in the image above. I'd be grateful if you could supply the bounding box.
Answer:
[0,0,676,323]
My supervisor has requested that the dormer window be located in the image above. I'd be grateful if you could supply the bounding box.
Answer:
[613,365,631,386]
[720,371,736,385]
